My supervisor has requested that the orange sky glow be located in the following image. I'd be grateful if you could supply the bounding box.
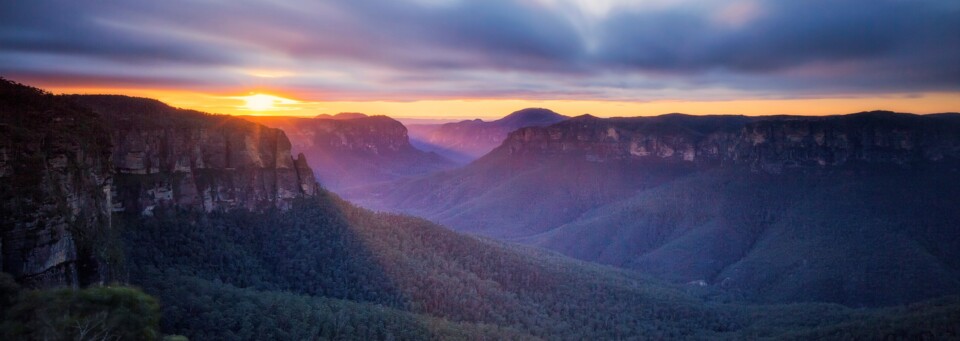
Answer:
[44,85,960,120]
[5,1,959,121]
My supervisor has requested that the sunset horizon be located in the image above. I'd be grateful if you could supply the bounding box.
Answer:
[11,82,960,120]
[3,1,960,339]
[3,0,957,119]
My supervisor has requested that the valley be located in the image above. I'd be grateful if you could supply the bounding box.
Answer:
[3,1,959,339]
[407,108,568,165]
[348,112,960,307]
[2,79,959,340]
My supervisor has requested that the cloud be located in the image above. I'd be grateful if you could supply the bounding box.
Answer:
[0,0,957,101]
[596,1,959,73]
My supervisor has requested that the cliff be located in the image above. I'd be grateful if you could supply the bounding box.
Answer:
[500,112,960,171]
[1,80,319,289]
[350,111,960,238]
[347,110,960,306]
[1,80,114,288]
[68,95,318,213]
[245,115,454,191]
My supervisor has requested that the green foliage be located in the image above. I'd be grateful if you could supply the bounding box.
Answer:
[531,167,960,307]
[766,297,960,340]
[0,273,21,308]
[0,283,161,340]
[4,78,959,340]
[147,271,531,340]
[121,194,732,339]
[704,299,960,340]
[117,188,960,339]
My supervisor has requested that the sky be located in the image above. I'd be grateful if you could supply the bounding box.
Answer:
[1,0,959,119]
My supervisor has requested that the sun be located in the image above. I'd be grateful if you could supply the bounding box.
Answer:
[238,93,298,111]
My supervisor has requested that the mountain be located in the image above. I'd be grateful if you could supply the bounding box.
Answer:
[348,112,960,306]
[314,112,368,120]
[120,191,960,340]
[244,115,455,191]
[408,108,568,164]
[3,80,960,339]
[67,95,318,213]
[1,79,318,290]
[1,80,115,288]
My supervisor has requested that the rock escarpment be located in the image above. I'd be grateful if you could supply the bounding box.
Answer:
[1,80,319,289]
[71,95,318,213]
[245,115,454,191]
[502,112,960,171]
[348,111,960,306]
[351,111,960,239]
[1,80,114,288]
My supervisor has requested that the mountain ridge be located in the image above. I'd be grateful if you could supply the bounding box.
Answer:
[69,95,319,212]
[1,80,319,289]
[243,114,455,191]
[315,112,369,120]
[407,108,569,164]
[497,110,960,170]
[4,79,960,338]
[347,111,960,306]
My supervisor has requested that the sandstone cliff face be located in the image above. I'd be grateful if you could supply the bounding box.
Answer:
[500,112,960,171]
[1,88,320,289]
[349,111,960,239]
[296,115,413,156]
[245,115,454,191]
[71,95,318,214]
[1,81,114,288]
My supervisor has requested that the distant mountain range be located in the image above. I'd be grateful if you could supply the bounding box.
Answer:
[244,114,455,191]
[313,112,369,120]
[347,112,960,306]
[3,78,960,339]
[407,108,568,164]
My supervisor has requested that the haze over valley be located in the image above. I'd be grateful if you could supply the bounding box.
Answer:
[2,0,960,339]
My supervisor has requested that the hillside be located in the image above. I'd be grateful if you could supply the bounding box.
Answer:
[118,192,960,339]
[527,168,960,306]
[348,112,960,306]
[3,80,960,339]
[244,115,455,191]
[1,79,319,290]
[408,108,568,164]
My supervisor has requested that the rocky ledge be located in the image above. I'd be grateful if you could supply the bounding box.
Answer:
[1,81,320,289]
[500,112,960,172]
[70,95,318,213]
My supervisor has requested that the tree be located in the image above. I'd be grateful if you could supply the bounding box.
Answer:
[1,286,161,340]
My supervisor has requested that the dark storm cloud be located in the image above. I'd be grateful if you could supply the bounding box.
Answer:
[0,1,235,65]
[616,0,959,94]
[597,1,960,79]
[0,0,957,98]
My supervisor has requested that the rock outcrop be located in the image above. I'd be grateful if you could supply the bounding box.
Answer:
[70,95,318,214]
[1,80,114,288]
[347,110,960,306]
[1,80,320,289]
[350,111,960,239]
[501,112,960,172]
[245,115,454,191]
